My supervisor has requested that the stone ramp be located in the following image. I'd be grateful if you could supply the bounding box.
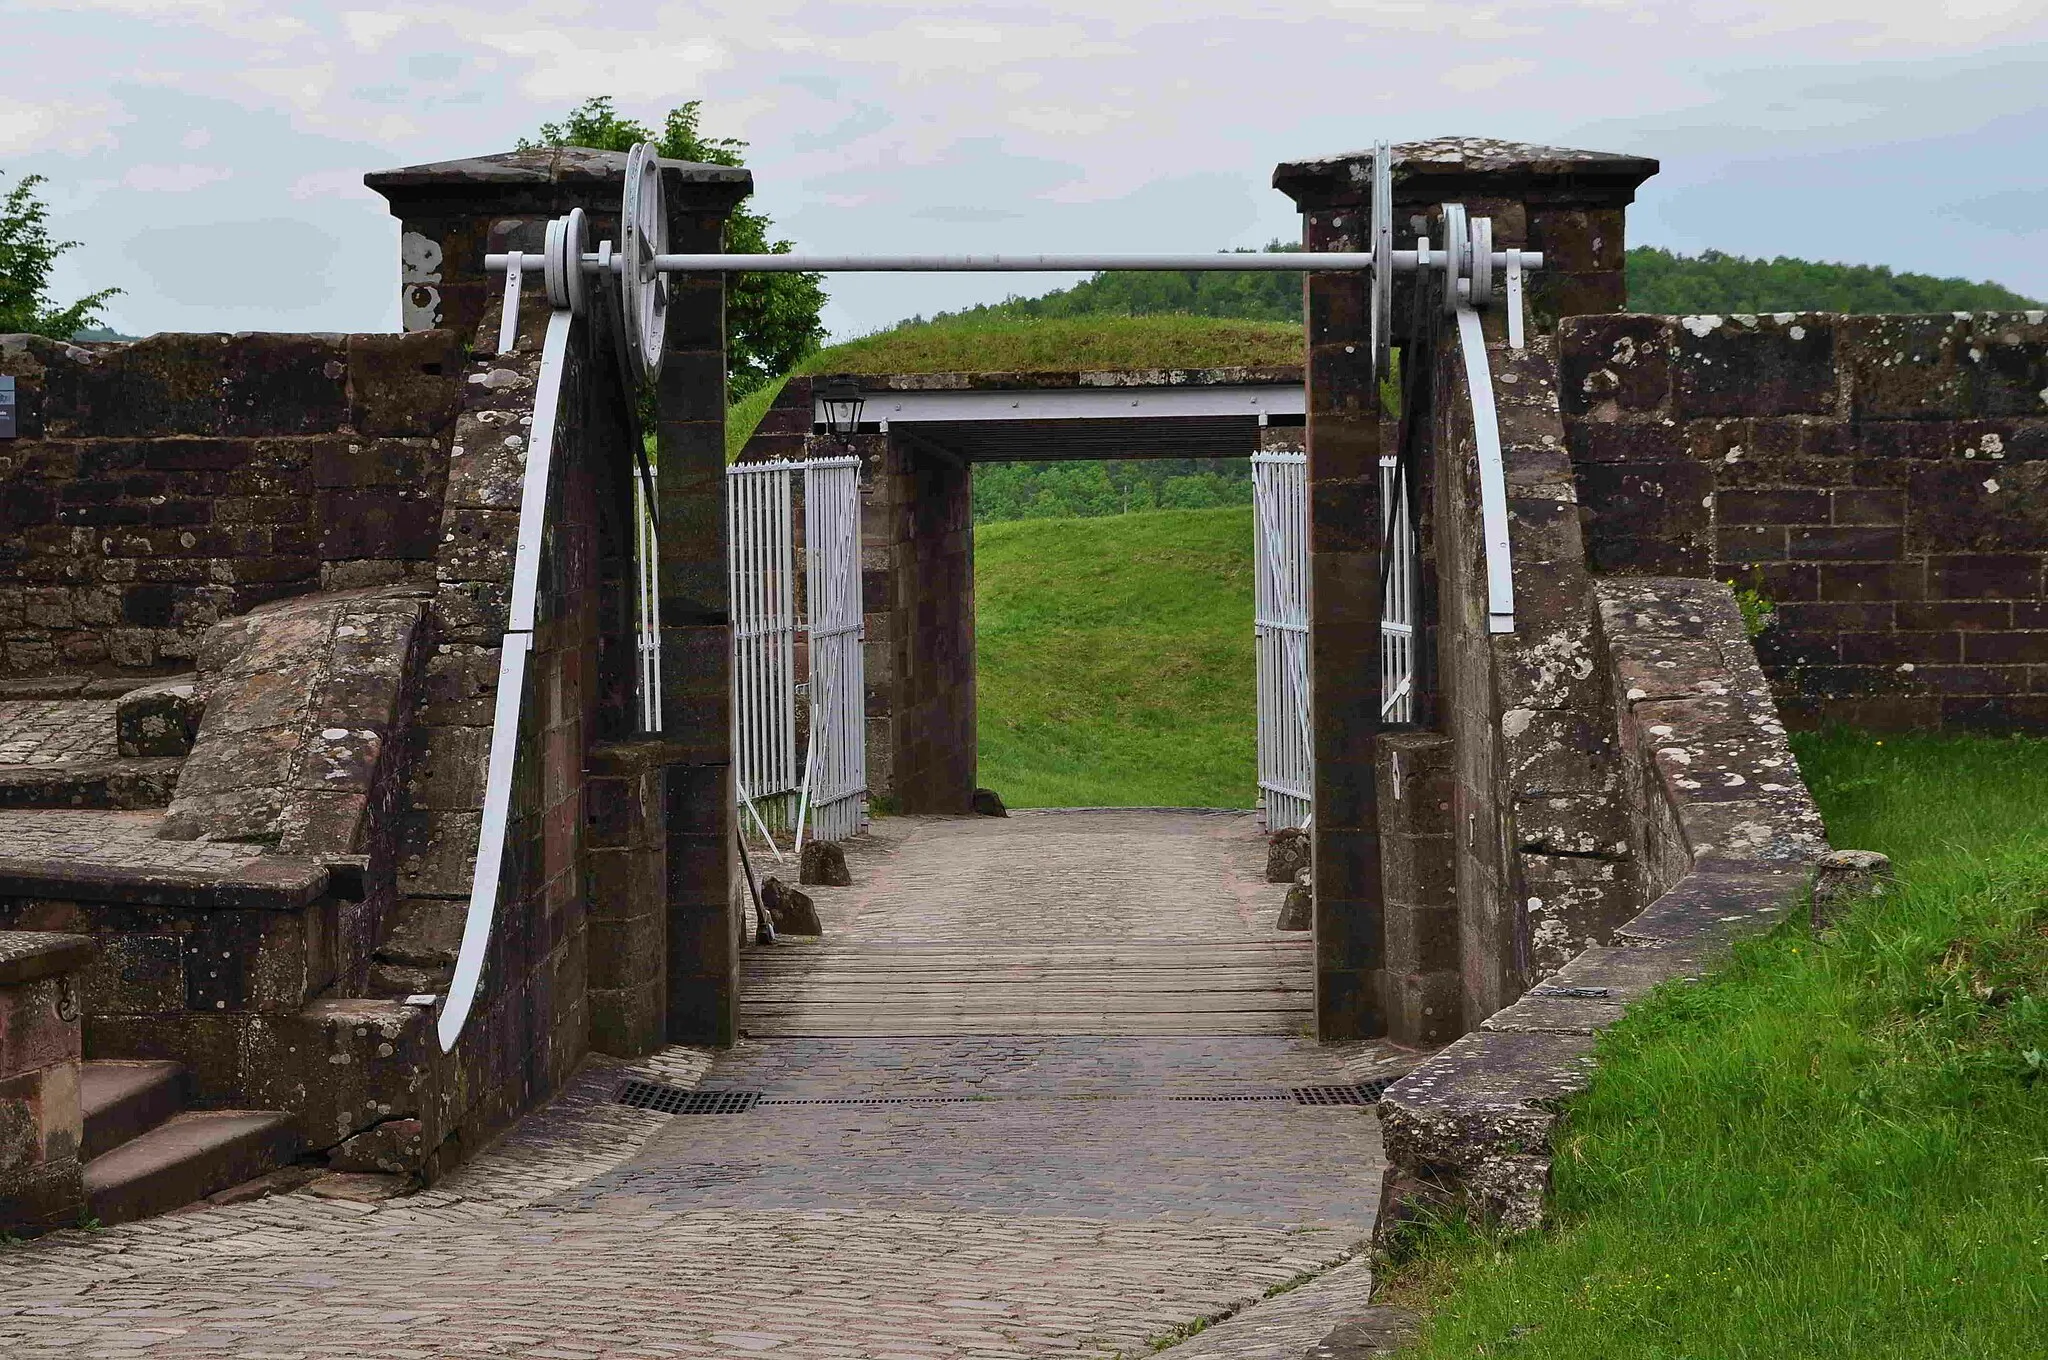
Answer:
[742,809,1313,1037]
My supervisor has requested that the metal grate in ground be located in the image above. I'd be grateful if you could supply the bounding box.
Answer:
[617,1077,1400,1113]
[1289,1079,1397,1106]
[614,1081,760,1115]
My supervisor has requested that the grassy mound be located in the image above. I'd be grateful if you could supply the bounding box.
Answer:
[974,506,1256,809]
[1392,729,2048,1359]
[726,314,1302,456]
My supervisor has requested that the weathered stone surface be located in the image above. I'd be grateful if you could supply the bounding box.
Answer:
[760,877,823,935]
[1266,826,1311,883]
[1810,848,1894,929]
[971,787,1008,818]
[115,676,201,758]
[1277,871,1313,931]
[326,1117,427,1175]
[798,839,852,888]
[1376,1029,1596,1237]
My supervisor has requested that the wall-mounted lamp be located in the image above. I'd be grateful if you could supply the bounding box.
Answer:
[818,378,865,446]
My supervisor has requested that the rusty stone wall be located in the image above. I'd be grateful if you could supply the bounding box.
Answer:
[1560,310,2048,731]
[0,932,92,1236]
[0,331,461,679]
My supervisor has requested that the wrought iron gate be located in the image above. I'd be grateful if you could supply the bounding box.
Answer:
[729,460,801,838]
[1253,450,1312,831]
[727,457,867,846]
[799,456,867,843]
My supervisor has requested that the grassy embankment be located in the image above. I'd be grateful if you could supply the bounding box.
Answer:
[727,313,1302,457]
[1387,729,2048,1358]
[974,506,1256,810]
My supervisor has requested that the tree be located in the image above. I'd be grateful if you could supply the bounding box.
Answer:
[523,98,827,399]
[0,171,119,338]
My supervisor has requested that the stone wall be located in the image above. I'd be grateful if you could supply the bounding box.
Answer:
[1560,310,2048,731]
[0,331,461,678]
[1408,326,1636,1034]
[1375,577,1823,1236]
[0,932,92,1235]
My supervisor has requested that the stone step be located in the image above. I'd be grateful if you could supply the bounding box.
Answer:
[81,1060,188,1161]
[83,1110,299,1226]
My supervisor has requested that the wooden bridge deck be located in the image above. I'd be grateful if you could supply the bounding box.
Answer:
[739,810,1311,1038]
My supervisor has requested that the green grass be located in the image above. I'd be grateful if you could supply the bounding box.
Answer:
[1389,729,2048,1359]
[974,506,1256,809]
[725,315,1300,456]
[806,313,1301,377]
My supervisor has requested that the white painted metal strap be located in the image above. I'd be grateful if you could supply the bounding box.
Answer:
[496,252,523,356]
[1505,250,1525,351]
[1454,306,1516,635]
[441,307,574,1054]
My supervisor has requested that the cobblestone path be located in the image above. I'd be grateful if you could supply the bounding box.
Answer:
[1,811,1395,1358]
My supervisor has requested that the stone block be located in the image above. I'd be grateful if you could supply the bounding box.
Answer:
[1266,826,1311,883]
[1615,866,1806,946]
[799,839,852,887]
[348,332,463,436]
[1557,315,1672,417]
[1671,314,1837,419]
[1810,848,1893,929]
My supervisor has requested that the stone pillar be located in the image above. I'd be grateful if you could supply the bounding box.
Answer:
[653,164,753,1046]
[1275,139,1659,337]
[1274,138,1657,1041]
[1377,734,1460,1045]
[366,148,751,341]
[585,743,668,1056]
[870,431,976,814]
[0,933,93,1237]
[1269,181,1387,1040]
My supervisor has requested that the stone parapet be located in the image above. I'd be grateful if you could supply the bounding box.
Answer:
[0,931,93,1236]
[1374,577,1821,1240]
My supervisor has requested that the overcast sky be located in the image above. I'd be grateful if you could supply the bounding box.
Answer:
[14,1,2048,339]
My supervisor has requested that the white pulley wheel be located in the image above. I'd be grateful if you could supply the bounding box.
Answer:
[621,143,669,383]
[1469,215,1493,310]
[1370,141,1394,383]
[543,216,568,308]
[1440,203,1468,314]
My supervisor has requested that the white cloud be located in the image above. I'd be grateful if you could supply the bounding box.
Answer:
[1006,105,1133,137]
[479,29,731,102]
[1441,57,1536,92]
[0,95,124,155]
[342,10,412,52]
[122,163,233,192]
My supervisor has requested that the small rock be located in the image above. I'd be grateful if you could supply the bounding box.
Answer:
[204,1165,322,1207]
[761,876,823,934]
[799,839,852,887]
[1811,848,1893,929]
[1267,826,1310,883]
[115,675,202,757]
[1277,871,1313,931]
[301,1172,407,1203]
[972,787,1008,818]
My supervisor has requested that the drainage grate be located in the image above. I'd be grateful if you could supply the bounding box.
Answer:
[615,1080,760,1115]
[1291,1078,1398,1107]
[757,1095,991,1106]
[1165,1093,1292,1103]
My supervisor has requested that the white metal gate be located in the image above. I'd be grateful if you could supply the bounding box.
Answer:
[1253,450,1312,831]
[799,456,867,843]
[729,461,801,838]
[1381,454,1417,724]
[727,457,867,846]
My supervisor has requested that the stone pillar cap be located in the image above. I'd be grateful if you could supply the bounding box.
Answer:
[1274,138,1658,208]
[365,146,753,210]
[0,931,95,986]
